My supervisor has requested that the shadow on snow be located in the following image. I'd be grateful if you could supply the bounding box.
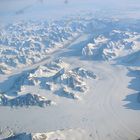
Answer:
[123,69,140,110]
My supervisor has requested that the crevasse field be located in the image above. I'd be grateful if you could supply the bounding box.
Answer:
[0,0,140,140]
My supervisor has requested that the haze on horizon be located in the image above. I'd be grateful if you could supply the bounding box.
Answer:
[0,0,140,24]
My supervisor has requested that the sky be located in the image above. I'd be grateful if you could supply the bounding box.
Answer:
[0,0,140,24]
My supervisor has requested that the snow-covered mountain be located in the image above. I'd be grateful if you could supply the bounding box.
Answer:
[0,17,89,73]
[0,58,96,108]
[2,128,89,140]
[82,30,140,61]
[1,17,140,75]
[0,93,52,107]
[1,13,140,140]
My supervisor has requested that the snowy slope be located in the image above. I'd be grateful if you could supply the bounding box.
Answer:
[0,58,96,108]
[1,17,140,74]
[82,30,140,61]
[0,17,89,73]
